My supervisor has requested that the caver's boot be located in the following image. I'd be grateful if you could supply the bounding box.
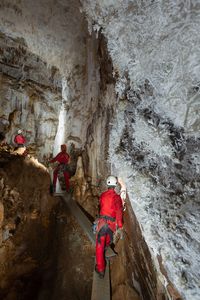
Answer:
[95,265,105,279]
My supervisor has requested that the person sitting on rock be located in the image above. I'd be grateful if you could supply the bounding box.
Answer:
[13,129,29,156]
[14,129,26,148]
[49,144,70,193]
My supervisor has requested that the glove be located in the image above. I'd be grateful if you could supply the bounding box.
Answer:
[92,222,97,234]
[92,219,99,234]
[123,202,126,212]
[120,190,126,201]
[120,190,126,211]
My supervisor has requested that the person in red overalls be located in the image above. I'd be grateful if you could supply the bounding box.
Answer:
[14,129,26,148]
[49,144,70,192]
[13,129,28,156]
[95,175,123,278]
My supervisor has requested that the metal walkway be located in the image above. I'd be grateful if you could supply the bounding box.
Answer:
[55,192,114,300]
[91,260,110,300]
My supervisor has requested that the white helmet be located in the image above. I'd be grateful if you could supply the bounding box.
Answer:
[106,175,118,187]
[17,129,22,134]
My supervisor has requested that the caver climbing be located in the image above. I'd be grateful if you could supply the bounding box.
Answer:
[95,175,125,279]
[49,144,70,193]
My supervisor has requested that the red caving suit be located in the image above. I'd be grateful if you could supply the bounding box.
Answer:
[96,188,123,273]
[14,134,26,146]
[50,151,70,191]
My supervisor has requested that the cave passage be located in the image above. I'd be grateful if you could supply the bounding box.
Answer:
[1,1,200,300]
[0,149,176,300]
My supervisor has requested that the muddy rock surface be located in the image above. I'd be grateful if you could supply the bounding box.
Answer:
[0,150,94,300]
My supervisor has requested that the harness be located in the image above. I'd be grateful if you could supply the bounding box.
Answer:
[97,224,113,244]
[96,215,116,244]
[58,163,68,173]
[99,215,116,222]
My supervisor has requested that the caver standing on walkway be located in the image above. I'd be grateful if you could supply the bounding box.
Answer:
[95,175,124,279]
[49,144,70,193]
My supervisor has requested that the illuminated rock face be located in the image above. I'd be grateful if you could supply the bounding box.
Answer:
[81,1,200,299]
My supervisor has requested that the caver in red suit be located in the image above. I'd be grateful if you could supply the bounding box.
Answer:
[50,144,70,192]
[14,131,26,147]
[95,176,123,278]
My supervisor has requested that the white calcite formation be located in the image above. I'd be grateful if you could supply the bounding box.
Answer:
[81,1,200,299]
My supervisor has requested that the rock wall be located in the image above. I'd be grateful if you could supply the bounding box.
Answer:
[0,33,63,159]
[0,0,117,179]
[0,150,96,300]
[0,0,87,73]
[81,1,200,299]
[0,151,56,299]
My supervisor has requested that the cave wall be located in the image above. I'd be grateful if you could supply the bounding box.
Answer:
[0,1,161,300]
[0,151,95,300]
[1,1,200,299]
[0,0,87,73]
[81,1,200,299]
[0,153,56,299]
[0,0,88,161]
[0,0,117,182]
[0,33,63,159]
